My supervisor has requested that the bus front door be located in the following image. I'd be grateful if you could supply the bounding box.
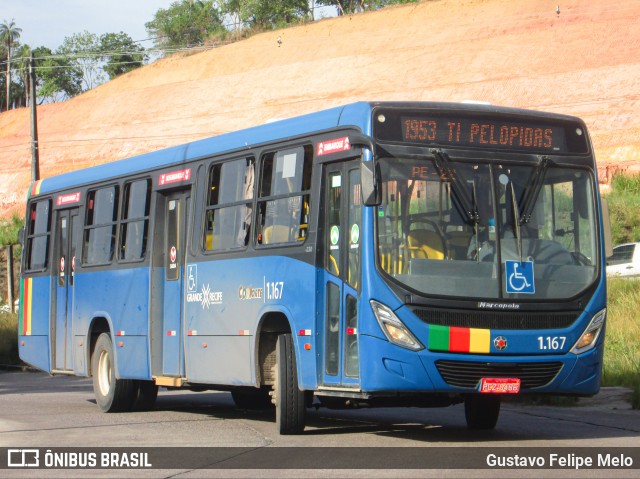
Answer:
[53,207,80,372]
[161,191,190,377]
[320,160,361,388]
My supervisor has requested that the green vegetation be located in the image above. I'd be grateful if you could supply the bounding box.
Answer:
[606,174,640,245]
[0,312,18,365]
[0,213,23,247]
[601,174,640,408]
[603,278,640,408]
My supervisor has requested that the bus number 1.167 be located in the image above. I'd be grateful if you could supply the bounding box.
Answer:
[537,336,566,350]
[265,281,284,300]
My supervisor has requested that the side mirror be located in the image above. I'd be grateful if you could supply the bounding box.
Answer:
[18,226,25,247]
[361,160,381,206]
[348,133,381,207]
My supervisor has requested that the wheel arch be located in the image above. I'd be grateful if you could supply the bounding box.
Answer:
[87,313,114,378]
[254,309,293,387]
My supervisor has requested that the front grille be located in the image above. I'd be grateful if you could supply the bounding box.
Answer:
[411,307,579,330]
[435,360,563,389]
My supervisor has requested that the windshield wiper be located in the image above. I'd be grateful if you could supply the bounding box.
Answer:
[510,181,523,264]
[432,150,479,224]
[520,156,551,224]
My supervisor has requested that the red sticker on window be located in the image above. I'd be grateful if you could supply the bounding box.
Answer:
[159,168,192,186]
[317,137,351,156]
[56,192,81,206]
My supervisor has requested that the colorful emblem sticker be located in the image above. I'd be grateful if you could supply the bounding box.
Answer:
[330,225,340,245]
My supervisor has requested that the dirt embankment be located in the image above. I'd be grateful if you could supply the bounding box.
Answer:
[1,0,639,218]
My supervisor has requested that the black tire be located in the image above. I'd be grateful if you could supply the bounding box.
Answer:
[465,395,501,430]
[91,333,136,412]
[231,388,274,409]
[132,380,159,411]
[274,334,305,434]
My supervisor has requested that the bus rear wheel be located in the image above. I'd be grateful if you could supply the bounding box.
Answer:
[132,380,159,411]
[464,395,501,430]
[272,334,305,434]
[91,333,135,412]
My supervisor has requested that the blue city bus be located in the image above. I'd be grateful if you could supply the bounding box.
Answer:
[19,102,611,434]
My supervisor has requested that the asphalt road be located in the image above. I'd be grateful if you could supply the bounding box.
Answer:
[1,370,639,478]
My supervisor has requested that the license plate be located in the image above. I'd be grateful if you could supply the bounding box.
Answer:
[480,378,521,394]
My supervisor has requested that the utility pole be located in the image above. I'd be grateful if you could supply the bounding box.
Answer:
[7,245,14,313]
[29,54,39,181]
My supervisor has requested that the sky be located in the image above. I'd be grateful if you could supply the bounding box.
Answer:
[0,0,175,51]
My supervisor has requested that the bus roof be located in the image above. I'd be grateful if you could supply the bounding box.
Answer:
[33,101,585,196]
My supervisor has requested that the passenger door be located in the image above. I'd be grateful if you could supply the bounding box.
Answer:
[319,160,362,388]
[161,190,190,377]
[53,207,80,371]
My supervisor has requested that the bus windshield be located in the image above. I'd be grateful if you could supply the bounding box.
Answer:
[376,155,598,300]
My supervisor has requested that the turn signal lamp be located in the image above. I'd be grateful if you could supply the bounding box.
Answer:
[571,308,606,354]
[370,300,424,351]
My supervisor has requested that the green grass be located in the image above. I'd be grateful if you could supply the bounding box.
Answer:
[606,174,640,245]
[603,278,640,408]
[0,312,19,366]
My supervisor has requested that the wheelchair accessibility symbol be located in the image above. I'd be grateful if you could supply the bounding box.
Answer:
[505,260,535,294]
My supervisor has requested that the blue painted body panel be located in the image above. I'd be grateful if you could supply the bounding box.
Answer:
[73,268,151,379]
[184,256,317,387]
[19,275,52,372]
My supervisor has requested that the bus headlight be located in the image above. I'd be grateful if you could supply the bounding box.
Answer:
[370,300,424,351]
[571,308,606,355]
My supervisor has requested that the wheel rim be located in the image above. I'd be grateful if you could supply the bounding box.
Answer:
[97,349,112,397]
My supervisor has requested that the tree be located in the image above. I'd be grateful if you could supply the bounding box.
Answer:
[33,46,82,104]
[247,0,309,29]
[315,0,416,16]
[0,19,22,111]
[13,43,32,107]
[146,1,225,51]
[99,32,147,80]
[57,31,105,91]
[221,0,309,31]
[219,0,254,31]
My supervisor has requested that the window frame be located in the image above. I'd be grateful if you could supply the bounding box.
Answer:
[118,178,152,263]
[82,184,120,267]
[255,144,313,248]
[24,198,52,273]
[202,156,256,254]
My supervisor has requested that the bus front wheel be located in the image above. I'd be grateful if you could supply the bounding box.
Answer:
[272,333,306,434]
[91,333,135,412]
[464,395,501,430]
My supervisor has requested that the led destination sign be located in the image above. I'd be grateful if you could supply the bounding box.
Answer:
[374,110,589,154]
[401,116,565,152]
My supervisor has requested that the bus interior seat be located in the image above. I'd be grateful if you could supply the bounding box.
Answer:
[205,232,220,251]
[407,229,446,260]
[263,225,292,244]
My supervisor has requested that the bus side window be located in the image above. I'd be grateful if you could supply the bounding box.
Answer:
[257,145,312,245]
[204,157,254,252]
[24,199,52,271]
[83,185,119,265]
[119,179,151,261]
